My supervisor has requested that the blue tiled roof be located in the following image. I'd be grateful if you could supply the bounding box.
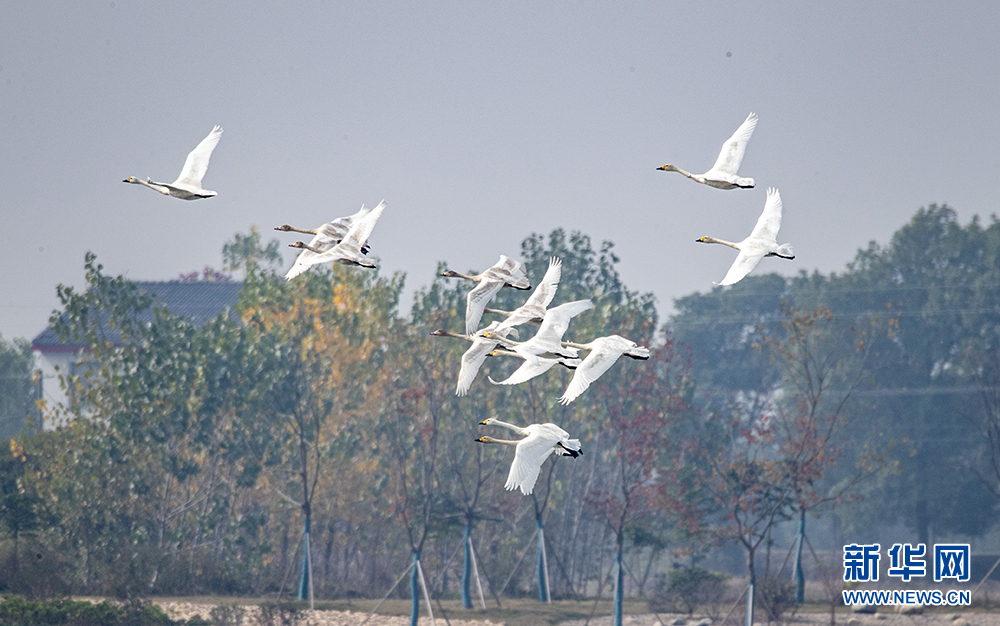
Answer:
[32,281,243,351]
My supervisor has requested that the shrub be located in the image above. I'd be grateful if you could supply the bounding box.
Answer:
[756,577,796,622]
[661,566,727,616]
[0,596,174,626]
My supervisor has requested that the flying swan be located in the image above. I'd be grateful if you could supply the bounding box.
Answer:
[287,200,386,271]
[490,257,562,331]
[429,323,518,396]
[557,335,651,404]
[476,418,582,495]
[484,299,593,367]
[696,187,794,286]
[277,204,375,280]
[123,126,223,200]
[441,256,531,336]
[430,327,580,393]
[657,113,757,189]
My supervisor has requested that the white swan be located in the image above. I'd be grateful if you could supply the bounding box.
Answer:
[657,113,757,189]
[485,299,593,366]
[287,200,386,272]
[486,355,579,387]
[429,327,579,394]
[278,204,374,280]
[696,187,794,286]
[492,257,562,331]
[476,419,582,495]
[441,256,531,336]
[123,125,223,200]
[429,323,517,396]
[557,335,651,404]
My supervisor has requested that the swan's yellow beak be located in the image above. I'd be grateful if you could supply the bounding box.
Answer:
[480,419,489,425]
[475,437,486,443]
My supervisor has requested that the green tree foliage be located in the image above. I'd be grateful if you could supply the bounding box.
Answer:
[10,206,999,604]
[222,226,284,276]
[0,336,37,441]
[670,205,1000,544]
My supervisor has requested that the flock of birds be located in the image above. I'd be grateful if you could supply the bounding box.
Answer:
[121,112,793,497]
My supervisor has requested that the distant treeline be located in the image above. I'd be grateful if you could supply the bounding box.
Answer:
[0,205,995,605]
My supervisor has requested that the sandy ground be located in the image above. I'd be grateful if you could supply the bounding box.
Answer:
[158,601,503,625]
[156,601,998,626]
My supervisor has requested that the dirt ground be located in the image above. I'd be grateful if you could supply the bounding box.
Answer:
[155,600,998,626]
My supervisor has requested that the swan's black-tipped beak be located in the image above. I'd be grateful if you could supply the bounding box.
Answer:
[474,437,485,443]
[479,419,489,425]
[122,178,129,183]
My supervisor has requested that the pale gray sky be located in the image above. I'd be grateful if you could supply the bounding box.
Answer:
[2,2,998,340]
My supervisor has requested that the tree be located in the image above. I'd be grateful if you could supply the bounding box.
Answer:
[240,259,402,606]
[585,340,690,626]
[222,226,284,277]
[0,336,38,441]
[762,306,887,605]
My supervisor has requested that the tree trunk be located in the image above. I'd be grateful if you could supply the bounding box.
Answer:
[745,546,756,626]
[410,551,421,626]
[462,520,473,609]
[536,518,549,602]
[614,532,624,626]
[298,515,312,604]
[794,508,806,604]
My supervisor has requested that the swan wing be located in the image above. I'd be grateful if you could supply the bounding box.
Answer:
[342,200,386,247]
[531,422,572,441]
[488,358,559,386]
[522,257,561,310]
[748,187,783,242]
[494,257,562,332]
[489,255,529,289]
[716,249,764,286]
[466,280,505,336]
[494,255,522,276]
[456,338,495,396]
[173,125,222,187]
[505,431,558,495]
[559,339,623,404]
[283,226,348,279]
[535,299,593,342]
[317,220,351,243]
[708,113,756,176]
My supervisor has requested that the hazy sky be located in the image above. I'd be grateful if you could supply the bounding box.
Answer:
[2,2,999,341]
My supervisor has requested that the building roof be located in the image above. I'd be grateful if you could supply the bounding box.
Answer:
[32,281,244,352]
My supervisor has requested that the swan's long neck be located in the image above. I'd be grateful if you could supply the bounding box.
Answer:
[561,341,591,351]
[285,225,318,235]
[443,270,480,282]
[128,177,170,195]
[700,236,741,250]
[489,348,521,358]
[477,436,519,446]
[484,332,521,347]
[297,242,324,253]
[487,419,528,436]
[659,164,698,180]
[484,307,512,317]
[430,329,471,340]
